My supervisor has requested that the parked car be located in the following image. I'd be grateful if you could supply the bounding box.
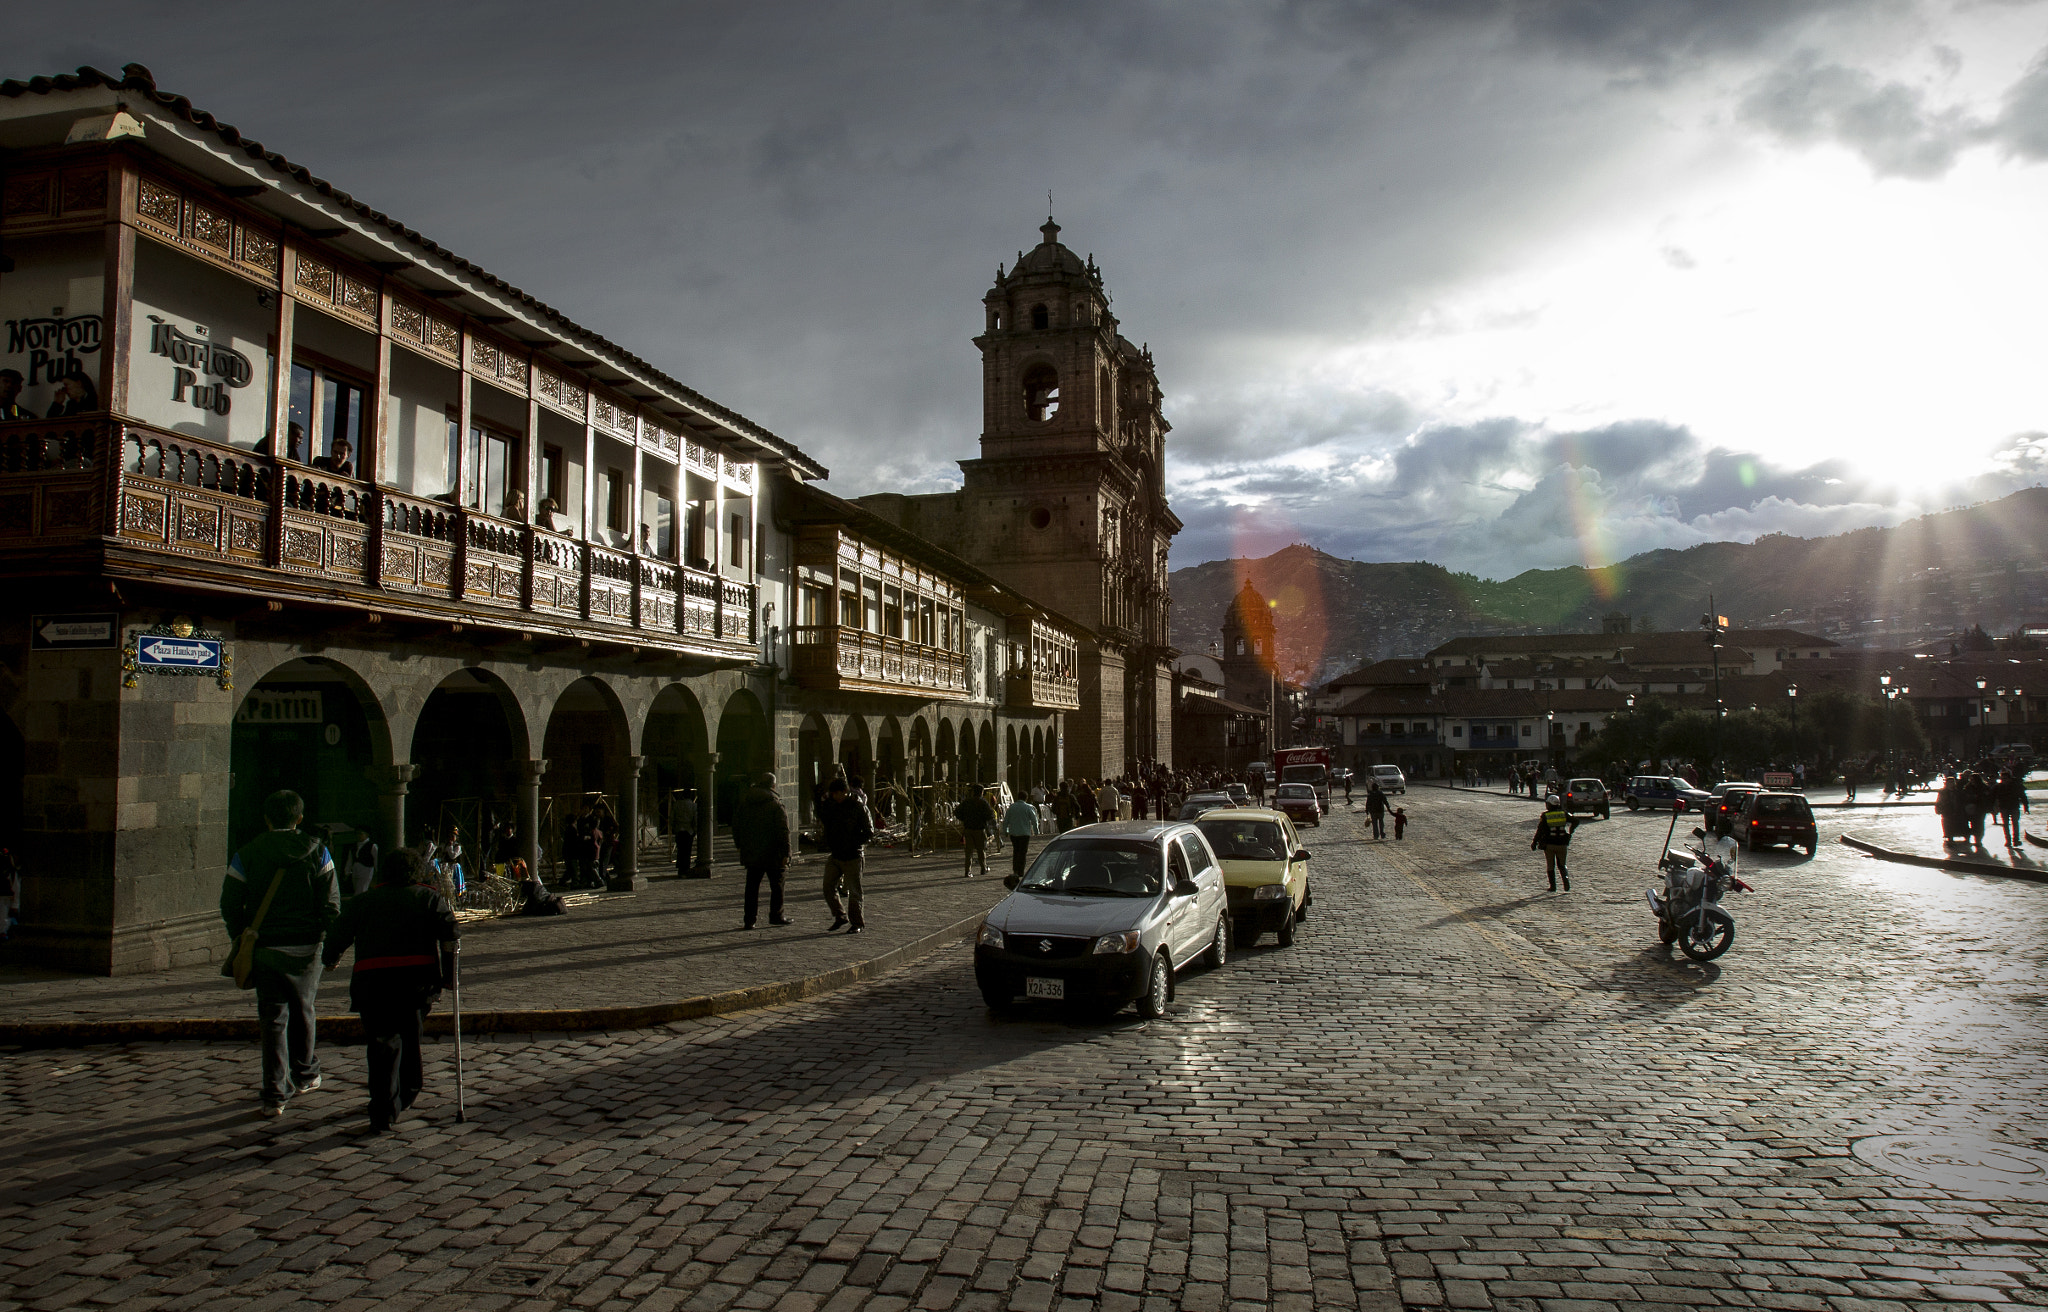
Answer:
[1194,808,1312,948]
[1271,782,1322,826]
[1223,782,1251,806]
[1737,790,1818,855]
[1624,775,1714,812]
[973,821,1229,1017]
[1371,764,1407,795]
[1561,777,1611,819]
[1175,791,1237,821]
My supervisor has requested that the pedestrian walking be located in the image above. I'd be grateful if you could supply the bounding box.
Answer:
[732,772,793,928]
[1095,779,1121,825]
[955,785,995,878]
[673,786,700,877]
[1392,806,1407,840]
[220,789,341,1119]
[1342,772,1354,804]
[1052,784,1077,833]
[320,847,458,1134]
[1365,781,1388,839]
[816,778,873,934]
[1996,769,2028,848]
[1530,792,1580,892]
[1002,792,1039,881]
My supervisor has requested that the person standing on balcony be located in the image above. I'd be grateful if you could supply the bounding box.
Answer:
[1002,792,1039,882]
[221,789,340,1119]
[0,370,37,420]
[311,437,354,477]
[816,777,872,934]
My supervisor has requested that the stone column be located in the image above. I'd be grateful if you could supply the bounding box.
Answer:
[374,763,420,852]
[519,758,548,881]
[694,749,720,876]
[611,754,646,892]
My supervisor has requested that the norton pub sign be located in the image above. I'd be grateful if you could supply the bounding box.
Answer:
[147,315,254,416]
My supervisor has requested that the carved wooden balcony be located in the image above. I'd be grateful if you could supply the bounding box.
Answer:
[789,625,970,700]
[0,417,757,660]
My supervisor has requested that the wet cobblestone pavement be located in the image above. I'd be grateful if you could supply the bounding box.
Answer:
[4,790,2045,1312]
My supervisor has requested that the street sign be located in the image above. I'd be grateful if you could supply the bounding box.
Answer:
[136,634,223,671]
[30,613,119,650]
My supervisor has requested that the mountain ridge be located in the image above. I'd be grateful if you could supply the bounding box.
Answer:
[1166,487,2048,680]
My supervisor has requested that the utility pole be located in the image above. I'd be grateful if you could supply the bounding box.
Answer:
[1701,597,1726,784]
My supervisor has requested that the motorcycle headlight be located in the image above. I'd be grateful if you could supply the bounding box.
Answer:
[1092,931,1142,954]
[1252,884,1290,901]
[977,924,1004,950]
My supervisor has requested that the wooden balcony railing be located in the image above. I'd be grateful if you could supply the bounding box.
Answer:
[0,417,756,657]
[1007,669,1082,712]
[790,625,969,700]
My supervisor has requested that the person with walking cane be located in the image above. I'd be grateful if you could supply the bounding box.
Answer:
[321,847,459,1133]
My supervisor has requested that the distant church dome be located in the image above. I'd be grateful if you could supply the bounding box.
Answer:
[1013,216,1089,278]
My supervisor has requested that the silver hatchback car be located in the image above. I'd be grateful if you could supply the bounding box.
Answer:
[974,821,1230,1018]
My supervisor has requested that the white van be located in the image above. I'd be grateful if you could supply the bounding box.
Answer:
[1371,765,1406,795]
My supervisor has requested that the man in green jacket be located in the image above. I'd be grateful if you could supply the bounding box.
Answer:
[221,789,341,1118]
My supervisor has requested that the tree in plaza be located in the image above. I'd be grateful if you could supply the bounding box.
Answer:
[1578,697,1673,773]
[1656,708,1721,770]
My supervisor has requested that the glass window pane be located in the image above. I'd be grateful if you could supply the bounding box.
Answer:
[287,363,314,463]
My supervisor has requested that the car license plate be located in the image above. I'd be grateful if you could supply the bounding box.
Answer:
[1025,977,1064,1000]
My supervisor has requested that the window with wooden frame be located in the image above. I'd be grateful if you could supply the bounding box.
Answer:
[604,467,626,533]
[541,445,565,509]
[728,511,748,572]
[287,355,369,473]
[466,422,520,518]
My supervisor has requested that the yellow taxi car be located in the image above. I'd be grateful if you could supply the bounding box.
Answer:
[1192,807,1312,948]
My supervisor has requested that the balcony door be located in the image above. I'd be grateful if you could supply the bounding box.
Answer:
[464,423,518,520]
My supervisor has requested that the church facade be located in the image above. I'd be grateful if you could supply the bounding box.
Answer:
[859,219,1180,780]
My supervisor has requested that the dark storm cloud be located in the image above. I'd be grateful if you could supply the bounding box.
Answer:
[12,0,2036,583]
[1739,52,1987,177]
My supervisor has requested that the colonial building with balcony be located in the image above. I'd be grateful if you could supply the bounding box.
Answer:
[771,482,1082,825]
[0,66,839,972]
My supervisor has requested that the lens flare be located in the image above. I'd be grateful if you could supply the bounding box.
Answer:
[1227,503,1328,683]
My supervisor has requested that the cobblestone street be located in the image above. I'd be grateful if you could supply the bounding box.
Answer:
[5,790,2047,1312]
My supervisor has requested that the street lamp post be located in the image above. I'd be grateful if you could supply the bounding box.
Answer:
[1701,599,1726,783]
[1976,676,1989,761]
[1787,683,1799,781]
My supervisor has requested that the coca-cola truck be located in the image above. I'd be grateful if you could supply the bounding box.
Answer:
[1272,746,1331,814]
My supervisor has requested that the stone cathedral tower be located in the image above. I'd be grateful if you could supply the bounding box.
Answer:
[863,217,1181,779]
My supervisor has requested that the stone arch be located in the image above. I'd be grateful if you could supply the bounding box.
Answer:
[796,711,833,825]
[1032,726,1047,791]
[837,714,873,792]
[644,683,710,860]
[908,716,933,787]
[978,721,997,786]
[958,717,978,788]
[935,718,957,785]
[413,666,531,855]
[1006,724,1020,793]
[230,654,396,854]
[876,715,905,790]
[715,688,772,831]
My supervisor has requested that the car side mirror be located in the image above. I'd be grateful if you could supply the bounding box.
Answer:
[1173,879,1200,898]
[1293,849,1311,862]
[1691,827,1706,839]
[1003,874,1021,891]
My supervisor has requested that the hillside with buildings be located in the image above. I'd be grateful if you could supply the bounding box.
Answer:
[1170,489,2048,681]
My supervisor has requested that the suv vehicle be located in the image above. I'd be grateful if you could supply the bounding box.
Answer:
[1561,778,1610,819]
[1371,765,1406,795]
[1737,790,1818,855]
[1625,775,1714,812]
[974,821,1229,1017]
[1194,808,1312,949]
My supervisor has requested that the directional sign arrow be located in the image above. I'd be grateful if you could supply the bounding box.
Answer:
[139,638,220,666]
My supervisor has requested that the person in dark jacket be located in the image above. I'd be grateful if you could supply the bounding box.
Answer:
[1996,769,2029,848]
[955,786,996,878]
[732,772,793,929]
[1365,782,1388,839]
[321,847,459,1133]
[816,777,874,933]
[1531,794,1581,892]
[221,789,341,1118]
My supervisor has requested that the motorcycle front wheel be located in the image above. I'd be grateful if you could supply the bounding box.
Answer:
[1679,908,1735,961]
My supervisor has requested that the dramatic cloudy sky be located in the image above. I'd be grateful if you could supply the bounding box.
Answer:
[17,1,2048,577]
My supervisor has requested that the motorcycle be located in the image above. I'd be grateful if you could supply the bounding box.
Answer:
[1646,805,1753,962]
